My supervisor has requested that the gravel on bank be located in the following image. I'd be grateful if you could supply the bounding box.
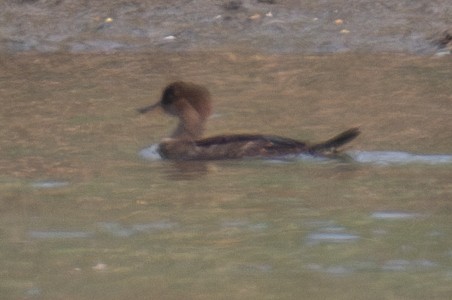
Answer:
[0,0,450,54]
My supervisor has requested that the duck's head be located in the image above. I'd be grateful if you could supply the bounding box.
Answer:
[138,81,213,140]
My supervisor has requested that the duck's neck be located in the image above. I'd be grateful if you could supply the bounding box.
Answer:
[170,100,207,140]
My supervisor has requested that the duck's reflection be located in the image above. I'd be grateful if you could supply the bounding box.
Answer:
[165,160,212,180]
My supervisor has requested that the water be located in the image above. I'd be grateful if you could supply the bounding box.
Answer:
[1,53,451,299]
[31,180,70,189]
[350,151,452,165]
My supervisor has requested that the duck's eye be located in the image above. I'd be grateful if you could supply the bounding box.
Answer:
[162,87,177,105]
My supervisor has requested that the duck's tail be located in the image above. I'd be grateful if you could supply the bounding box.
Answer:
[308,127,360,154]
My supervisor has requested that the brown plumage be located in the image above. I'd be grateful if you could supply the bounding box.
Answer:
[138,81,360,160]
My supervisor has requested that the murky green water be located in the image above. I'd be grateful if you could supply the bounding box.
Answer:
[1,53,451,299]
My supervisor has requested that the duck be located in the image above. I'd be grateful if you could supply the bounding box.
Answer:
[137,81,360,160]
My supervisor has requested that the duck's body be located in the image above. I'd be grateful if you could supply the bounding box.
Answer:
[158,130,360,160]
[138,81,360,160]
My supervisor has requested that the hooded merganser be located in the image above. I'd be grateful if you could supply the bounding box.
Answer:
[138,81,360,160]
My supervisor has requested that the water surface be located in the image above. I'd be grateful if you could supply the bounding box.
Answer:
[1,52,451,299]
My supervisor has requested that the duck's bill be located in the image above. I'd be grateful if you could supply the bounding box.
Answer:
[137,102,160,114]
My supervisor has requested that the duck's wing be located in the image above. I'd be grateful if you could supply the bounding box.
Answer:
[195,134,307,148]
[193,134,308,159]
[194,128,360,159]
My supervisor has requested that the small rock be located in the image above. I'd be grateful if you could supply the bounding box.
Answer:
[249,14,261,20]
[163,35,176,41]
[223,0,242,11]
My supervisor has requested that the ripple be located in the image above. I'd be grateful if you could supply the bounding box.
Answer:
[306,263,368,275]
[237,263,272,273]
[221,219,269,231]
[139,144,162,160]
[31,180,69,188]
[382,259,438,271]
[306,232,360,245]
[139,148,452,165]
[371,211,422,220]
[97,221,177,237]
[349,151,452,165]
[29,231,92,239]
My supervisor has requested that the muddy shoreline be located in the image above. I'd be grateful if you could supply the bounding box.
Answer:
[1,0,451,54]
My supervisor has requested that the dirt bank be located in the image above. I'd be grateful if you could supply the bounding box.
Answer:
[0,0,451,54]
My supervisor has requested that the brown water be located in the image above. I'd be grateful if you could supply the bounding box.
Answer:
[1,52,452,299]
